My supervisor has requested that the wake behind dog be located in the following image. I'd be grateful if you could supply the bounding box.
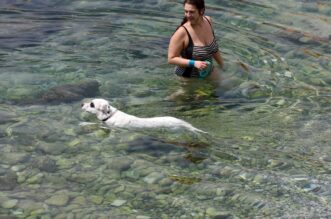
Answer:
[81,98,207,134]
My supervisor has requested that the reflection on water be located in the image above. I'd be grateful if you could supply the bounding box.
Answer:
[1,0,331,218]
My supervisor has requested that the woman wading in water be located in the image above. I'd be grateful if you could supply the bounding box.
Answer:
[168,0,224,82]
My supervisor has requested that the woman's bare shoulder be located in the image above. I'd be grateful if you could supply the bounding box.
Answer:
[172,26,188,40]
[174,26,187,35]
[205,15,213,23]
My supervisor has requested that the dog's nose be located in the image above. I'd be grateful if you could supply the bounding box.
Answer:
[81,103,84,107]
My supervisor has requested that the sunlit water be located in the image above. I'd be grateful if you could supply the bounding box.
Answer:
[1,0,331,218]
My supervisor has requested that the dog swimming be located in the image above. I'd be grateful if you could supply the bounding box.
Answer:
[81,98,206,134]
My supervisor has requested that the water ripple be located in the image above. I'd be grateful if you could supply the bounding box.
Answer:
[0,0,331,218]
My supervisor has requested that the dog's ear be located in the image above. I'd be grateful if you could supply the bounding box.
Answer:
[101,104,111,115]
[106,105,111,114]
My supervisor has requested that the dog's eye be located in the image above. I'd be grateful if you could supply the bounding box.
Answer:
[90,102,95,108]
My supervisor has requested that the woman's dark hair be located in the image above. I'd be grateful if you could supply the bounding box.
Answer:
[180,0,205,25]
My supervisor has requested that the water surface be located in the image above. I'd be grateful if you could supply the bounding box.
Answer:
[1,0,331,218]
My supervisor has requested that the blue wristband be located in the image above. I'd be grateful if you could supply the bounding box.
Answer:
[188,59,195,68]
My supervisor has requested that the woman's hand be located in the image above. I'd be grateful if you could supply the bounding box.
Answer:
[194,60,208,70]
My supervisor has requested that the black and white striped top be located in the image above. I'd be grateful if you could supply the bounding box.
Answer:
[175,18,219,78]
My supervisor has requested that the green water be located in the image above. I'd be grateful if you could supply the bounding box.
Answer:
[1,0,331,218]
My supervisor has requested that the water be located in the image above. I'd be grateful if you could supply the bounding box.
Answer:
[0,0,330,218]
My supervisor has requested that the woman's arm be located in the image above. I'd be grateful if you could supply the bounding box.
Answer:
[205,16,224,69]
[168,27,190,67]
[213,51,224,69]
[168,27,207,70]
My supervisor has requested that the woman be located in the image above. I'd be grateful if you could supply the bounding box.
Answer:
[168,0,224,82]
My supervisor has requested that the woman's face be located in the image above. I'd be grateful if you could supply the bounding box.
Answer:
[184,3,202,24]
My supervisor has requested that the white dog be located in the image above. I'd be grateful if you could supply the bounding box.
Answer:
[81,98,206,133]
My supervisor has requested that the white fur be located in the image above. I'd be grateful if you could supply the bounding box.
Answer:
[81,98,206,133]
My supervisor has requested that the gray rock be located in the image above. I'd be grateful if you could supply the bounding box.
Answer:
[69,172,98,184]
[206,208,232,218]
[136,216,151,219]
[37,142,66,155]
[45,194,69,206]
[0,170,18,190]
[89,195,104,205]
[108,157,133,172]
[143,172,165,184]
[14,79,100,105]
[26,173,44,184]
[71,196,87,205]
[191,183,220,197]
[123,170,140,181]
[18,200,45,215]
[1,199,18,209]
[32,157,58,173]
[111,199,127,207]
[0,111,19,124]
[1,152,29,165]
[40,79,100,104]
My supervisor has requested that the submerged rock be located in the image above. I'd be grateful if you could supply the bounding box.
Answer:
[206,208,232,218]
[89,195,104,205]
[108,157,133,172]
[14,79,100,105]
[0,170,18,190]
[37,141,67,155]
[111,199,127,207]
[169,175,201,185]
[39,79,100,104]
[1,199,18,209]
[1,152,29,165]
[26,173,44,184]
[127,137,184,157]
[0,111,19,124]
[143,172,165,184]
[45,194,69,206]
[222,80,272,99]
[32,156,58,173]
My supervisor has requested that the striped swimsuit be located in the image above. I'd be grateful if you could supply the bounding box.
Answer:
[175,17,219,78]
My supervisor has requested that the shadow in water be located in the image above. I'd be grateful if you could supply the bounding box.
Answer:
[126,135,211,165]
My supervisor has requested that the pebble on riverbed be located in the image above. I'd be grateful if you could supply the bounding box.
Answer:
[45,194,70,206]
[1,199,18,209]
[111,199,127,207]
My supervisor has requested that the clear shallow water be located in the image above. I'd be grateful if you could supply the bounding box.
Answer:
[0,0,331,218]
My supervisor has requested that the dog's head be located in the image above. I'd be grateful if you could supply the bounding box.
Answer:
[81,98,117,121]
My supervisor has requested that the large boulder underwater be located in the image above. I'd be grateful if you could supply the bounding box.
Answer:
[5,79,101,105]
